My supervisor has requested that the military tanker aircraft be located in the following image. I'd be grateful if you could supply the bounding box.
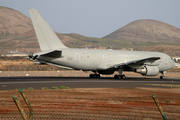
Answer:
[12,9,175,79]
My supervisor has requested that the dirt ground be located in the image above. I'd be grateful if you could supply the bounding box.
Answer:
[0,57,180,119]
[0,88,180,119]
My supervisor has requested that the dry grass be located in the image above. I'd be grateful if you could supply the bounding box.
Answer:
[0,88,180,119]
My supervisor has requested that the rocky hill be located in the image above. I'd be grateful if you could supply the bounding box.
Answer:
[0,6,33,35]
[103,19,180,43]
[142,45,180,57]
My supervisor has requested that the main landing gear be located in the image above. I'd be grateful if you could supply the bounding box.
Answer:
[114,74,126,79]
[89,74,101,78]
[114,68,126,79]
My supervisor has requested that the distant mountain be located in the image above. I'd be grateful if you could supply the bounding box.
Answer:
[103,19,180,43]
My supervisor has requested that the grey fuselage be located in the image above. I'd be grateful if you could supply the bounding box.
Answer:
[37,48,175,73]
[28,9,175,77]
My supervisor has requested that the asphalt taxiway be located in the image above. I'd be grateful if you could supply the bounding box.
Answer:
[0,77,180,90]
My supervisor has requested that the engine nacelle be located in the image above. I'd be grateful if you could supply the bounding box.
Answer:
[135,66,159,76]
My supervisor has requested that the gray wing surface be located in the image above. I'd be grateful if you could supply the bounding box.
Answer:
[109,57,161,69]
[28,8,67,51]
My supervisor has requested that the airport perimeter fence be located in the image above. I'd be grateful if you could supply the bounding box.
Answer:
[0,112,137,120]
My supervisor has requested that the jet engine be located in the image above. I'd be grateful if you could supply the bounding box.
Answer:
[135,66,159,76]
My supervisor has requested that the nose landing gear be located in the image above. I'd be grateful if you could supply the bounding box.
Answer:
[160,71,165,79]
[160,76,165,79]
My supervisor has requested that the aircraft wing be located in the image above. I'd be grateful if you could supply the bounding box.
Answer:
[110,57,161,69]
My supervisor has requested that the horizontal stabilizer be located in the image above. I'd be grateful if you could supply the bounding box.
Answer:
[34,50,62,58]
[9,51,33,55]
[34,60,73,70]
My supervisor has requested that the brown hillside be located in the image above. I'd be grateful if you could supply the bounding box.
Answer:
[103,19,180,43]
[0,6,33,35]
[143,45,180,57]
[0,6,79,54]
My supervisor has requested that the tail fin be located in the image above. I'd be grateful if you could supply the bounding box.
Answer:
[28,8,67,51]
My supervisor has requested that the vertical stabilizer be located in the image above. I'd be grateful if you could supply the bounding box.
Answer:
[28,8,67,51]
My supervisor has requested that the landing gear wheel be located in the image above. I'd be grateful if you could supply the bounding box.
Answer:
[118,75,122,79]
[89,74,93,78]
[160,76,165,79]
[114,75,118,79]
[121,75,126,79]
[89,74,101,78]
[160,71,166,80]
[114,74,126,79]
[96,74,100,78]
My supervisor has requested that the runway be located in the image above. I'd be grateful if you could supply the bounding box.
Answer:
[0,77,180,90]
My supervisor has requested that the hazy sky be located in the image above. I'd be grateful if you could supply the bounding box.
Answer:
[1,0,180,38]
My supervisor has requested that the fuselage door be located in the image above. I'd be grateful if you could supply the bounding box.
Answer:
[75,53,80,62]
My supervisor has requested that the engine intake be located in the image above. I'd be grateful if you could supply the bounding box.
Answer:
[135,66,159,76]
